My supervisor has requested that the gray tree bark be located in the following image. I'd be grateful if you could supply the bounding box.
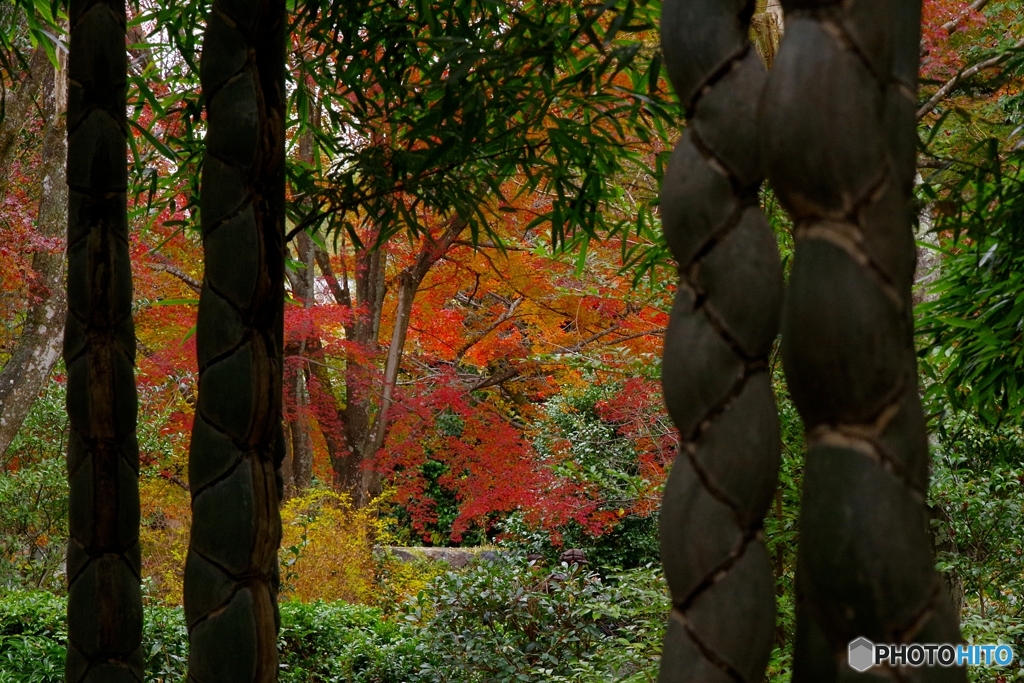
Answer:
[0,46,49,202]
[282,231,314,499]
[0,48,68,460]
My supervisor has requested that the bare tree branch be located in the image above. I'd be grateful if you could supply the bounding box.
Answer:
[596,328,666,347]
[149,261,202,294]
[918,37,1024,120]
[314,245,351,309]
[454,296,524,362]
[570,322,623,351]
[160,471,190,492]
[452,239,529,251]
[942,0,992,34]
[466,366,522,391]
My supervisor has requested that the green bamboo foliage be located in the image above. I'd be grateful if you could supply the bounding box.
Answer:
[64,1,144,681]
[759,0,965,679]
[656,0,784,680]
[183,0,287,681]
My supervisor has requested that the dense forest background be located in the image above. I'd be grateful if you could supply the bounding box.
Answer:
[0,0,1023,681]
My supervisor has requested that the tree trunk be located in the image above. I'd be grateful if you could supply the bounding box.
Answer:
[930,504,965,619]
[64,2,143,681]
[295,215,466,506]
[369,270,415,457]
[914,200,942,307]
[354,269,414,504]
[283,232,314,497]
[367,217,465,457]
[302,330,351,485]
[184,0,287,681]
[657,2,782,681]
[751,1,784,67]
[0,49,68,460]
[337,243,386,503]
[760,1,965,679]
[279,108,320,498]
[338,219,466,507]
[279,421,295,500]
[0,46,50,203]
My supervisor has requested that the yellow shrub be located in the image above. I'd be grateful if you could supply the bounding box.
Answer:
[279,488,381,603]
[139,483,444,608]
[139,478,191,605]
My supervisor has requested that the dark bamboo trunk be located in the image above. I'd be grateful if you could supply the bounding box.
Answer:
[759,0,965,679]
[183,0,287,680]
[64,1,143,680]
[656,1,783,680]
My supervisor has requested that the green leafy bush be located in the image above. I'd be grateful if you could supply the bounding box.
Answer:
[278,599,419,683]
[0,376,70,594]
[143,605,188,683]
[406,554,668,683]
[0,634,66,683]
[3,375,69,468]
[0,590,66,639]
[499,384,666,570]
[929,418,1024,683]
[0,558,669,683]
[0,456,68,594]
[0,591,190,683]
[0,591,66,683]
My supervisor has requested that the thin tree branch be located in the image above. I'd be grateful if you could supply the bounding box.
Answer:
[314,245,351,309]
[941,0,992,35]
[596,328,666,347]
[159,471,190,492]
[570,322,623,351]
[149,261,201,294]
[918,157,954,169]
[454,296,524,362]
[467,366,522,391]
[452,240,529,251]
[918,37,1024,120]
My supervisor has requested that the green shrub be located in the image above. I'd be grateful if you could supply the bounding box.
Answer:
[3,376,69,469]
[279,599,420,683]
[929,426,1024,683]
[0,593,419,683]
[0,634,65,683]
[406,554,668,683]
[0,591,65,683]
[0,455,69,593]
[0,591,190,683]
[0,590,65,639]
[143,605,188,683]
[497,510,661,572]
[0,558,669,683]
